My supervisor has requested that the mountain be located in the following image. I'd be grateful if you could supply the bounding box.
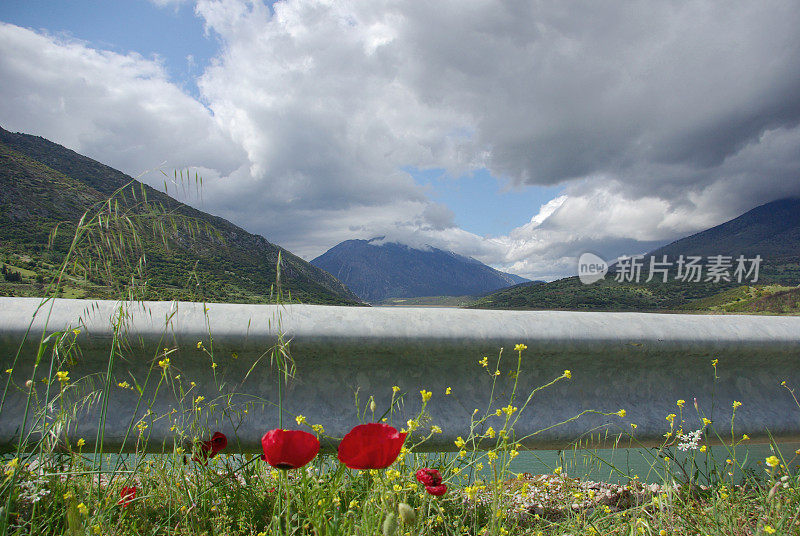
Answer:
[471,198,800,311]
[0,126,362,305]
[310,238,529,303]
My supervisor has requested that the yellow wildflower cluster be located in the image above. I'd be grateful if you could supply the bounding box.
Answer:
[514,343,527,352]
[420,389,432,403]
[766,455,780,469]
[563,369,572,379]
[55,371,69,383]
[478,356,489,368]
[158,358,170,371]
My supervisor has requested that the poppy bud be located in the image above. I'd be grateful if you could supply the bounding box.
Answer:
[398,502,415,524]
[382,513,398,536]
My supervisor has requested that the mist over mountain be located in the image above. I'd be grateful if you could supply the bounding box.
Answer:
[311,238,528,303]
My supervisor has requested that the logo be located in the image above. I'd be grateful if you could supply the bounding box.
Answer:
[578,252,608,285]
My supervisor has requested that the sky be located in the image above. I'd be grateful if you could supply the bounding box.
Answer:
[1,0,799,281]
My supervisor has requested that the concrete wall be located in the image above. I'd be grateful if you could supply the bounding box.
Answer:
[1,297,799,453]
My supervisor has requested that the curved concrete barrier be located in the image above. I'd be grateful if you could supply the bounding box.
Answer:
[1,297,799,453]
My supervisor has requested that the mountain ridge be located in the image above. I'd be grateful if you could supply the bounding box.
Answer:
[311,238,528,302]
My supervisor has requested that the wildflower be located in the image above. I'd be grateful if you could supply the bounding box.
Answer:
[454,436,465,448]
[677,429,703,451]
[420,389,432,403]
[118,486,136,507]
[478,356,488,367]
[193,432,227,463]
[196,341,203,349]
[211,362,217,369]
[431,425,442,434]
[295,415,308,425]
[406,419,418,432]
[666,413,676,424]
[4,458,18,476]
[764,526,776,534]
[702,417,711,426]
[514,344,527,351]
[493,369,501,376]
[732,400,742,409]
[194,395,204,404]
[392,385,400,394]
[616,409,626,418]
[76,438,85,448]
[486,451,498,463]
[117,381,130,389]
[311,424,325,435]
[484,427,496,438]
[630,423,637,429]
[337,423,407,470]
[425,484,447,496]
[445,386,451,395]
[677,399,685,407]
[554,466,562,475]
[510,449,519,458]
[699,445,707,452]
[77,502,88,515]
[92,525,101,534]
[386,469,401,481]
[261,429,320,470]
[415,468,442,486]
[711,358,718,367]
[55,371,69,383]
[158,358,169,371]
[743,434,750,441]
[563,369,572,379]
[502,404,517,416]
[766,456,780,469]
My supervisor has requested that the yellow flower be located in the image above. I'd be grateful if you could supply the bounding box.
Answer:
[445,386,451,395]
[677,399,685,407]
[211,362,217,369]
[563,369,572,379]
[493,369,501,376]
[406,419,418,431]
[514,343,527,352]
[554,466,562,475]
[311,424,324,435]
[630,423,637,429]
[118,381,130,389]
[781,380,787,387]
[420,389,432,403]
[699,445,707,452]
[92,525,102,535]
[616,409,626,418]
[77,502,88,516]
[194,395,204,404]
[295,415,307,425]
[510,449,519,458]
[484,427,496,438]
[454,436,465,448]
[742,434,750,441]
[479,356,488,367]
[711,358,718,367]
[764,526,776,534]
[392,385,400,393]
[702,417,711,426]
[486,451,499,463]
[502,404,518,416]
[77,438,85,448]
[431,425,442,434]
[666,413,676,423]
[766,455,780,468]
[196,341,203,349]
[158,358,170,371]
[4,369,11,374]
[732,400,742,409]
[55,371,69,383]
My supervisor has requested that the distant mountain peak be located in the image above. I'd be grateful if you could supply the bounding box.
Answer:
[311,239,528,303]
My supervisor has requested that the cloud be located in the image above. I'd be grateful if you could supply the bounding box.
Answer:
[2,1,800,281]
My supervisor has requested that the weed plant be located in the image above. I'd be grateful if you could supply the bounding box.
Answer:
[1,180,799,535]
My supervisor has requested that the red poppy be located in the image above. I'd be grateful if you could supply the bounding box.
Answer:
[415,467,442,487]
[337,423,408,470]
[425,484,447,496]
[193,431,227,462]
[261,429,320,470]
[118,486,137,507]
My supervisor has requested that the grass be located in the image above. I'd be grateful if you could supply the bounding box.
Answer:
[1,177,800,535]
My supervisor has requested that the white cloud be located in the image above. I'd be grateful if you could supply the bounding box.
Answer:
[2,0,799,281]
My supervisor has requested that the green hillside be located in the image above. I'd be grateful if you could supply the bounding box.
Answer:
[0,127,362,305]
[471,198,800,312]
